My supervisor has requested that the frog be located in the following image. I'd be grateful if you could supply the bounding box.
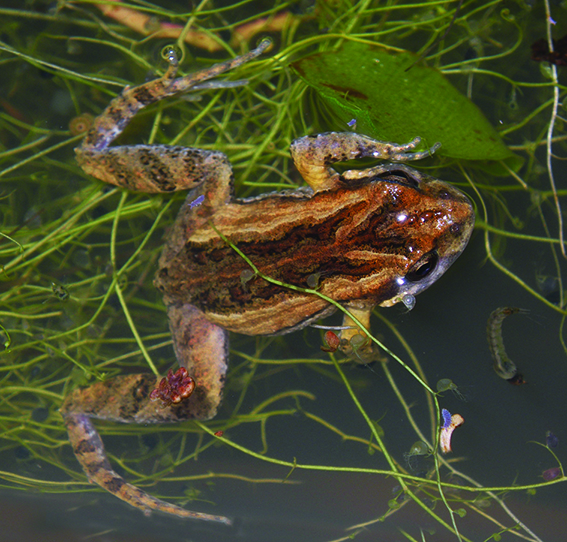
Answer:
[60,38,475,525]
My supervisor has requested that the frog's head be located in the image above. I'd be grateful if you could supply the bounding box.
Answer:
[372,164,475,308]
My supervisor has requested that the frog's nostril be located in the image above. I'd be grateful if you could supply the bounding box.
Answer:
[449,223,462,235]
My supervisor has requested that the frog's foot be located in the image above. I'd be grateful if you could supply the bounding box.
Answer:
[60,371,229,522]
[59,304,230,520]
[290,132,440,192]
[79,38,271,152]
[340,162,432,185]
[62,412,232,525]
[338,306,379,364]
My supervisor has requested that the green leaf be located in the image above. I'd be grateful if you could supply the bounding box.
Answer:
[292,42,522,171]
[455,508,467,518]
[372,419,385,437]
[388,498,401,510]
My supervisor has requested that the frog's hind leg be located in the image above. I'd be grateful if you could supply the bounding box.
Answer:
[75,39,270,193]
[60,371,230,522]
[290,132,440,193]
[166,304,229,420]
[62,411,231,524]
[79,39,270,153]
[77,143,235,194]
[59,306,229,521]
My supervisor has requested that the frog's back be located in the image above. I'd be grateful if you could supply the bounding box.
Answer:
[155,177,473,336]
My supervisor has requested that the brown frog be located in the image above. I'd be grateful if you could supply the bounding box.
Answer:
[60,39,474,525]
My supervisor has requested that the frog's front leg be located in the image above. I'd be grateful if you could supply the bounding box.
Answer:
[75,39,270,194]
[338,306,377,364]
[60,304,229,522]
[290,132,440,192]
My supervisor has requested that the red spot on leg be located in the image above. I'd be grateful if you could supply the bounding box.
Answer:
[150,367,195,407]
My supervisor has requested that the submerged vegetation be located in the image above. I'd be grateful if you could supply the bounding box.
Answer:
[1,1,567,540]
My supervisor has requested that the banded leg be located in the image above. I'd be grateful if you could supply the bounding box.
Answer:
[60,305,229,521]
[75,38,271,192]
[290,132,440,192]
[62,412,231,524]
[76,144,234,194]
[79,39,271,152]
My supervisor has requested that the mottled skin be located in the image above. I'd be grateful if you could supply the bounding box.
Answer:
[61,39,474,523]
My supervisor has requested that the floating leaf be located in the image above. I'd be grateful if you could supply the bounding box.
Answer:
[455,508,467,518]
[388,498,401,510]
[292,42,521,171]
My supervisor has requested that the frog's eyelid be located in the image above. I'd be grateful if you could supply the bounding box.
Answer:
[377,170,420,189]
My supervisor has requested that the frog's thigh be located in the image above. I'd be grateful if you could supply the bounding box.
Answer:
[167,304,229,420]
[75,145,233,196]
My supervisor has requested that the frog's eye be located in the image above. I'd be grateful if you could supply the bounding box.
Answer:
[382,170,420,189]
[405,251,439,282]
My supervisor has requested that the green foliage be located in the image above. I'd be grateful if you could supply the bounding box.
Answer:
[292,42,522,171]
